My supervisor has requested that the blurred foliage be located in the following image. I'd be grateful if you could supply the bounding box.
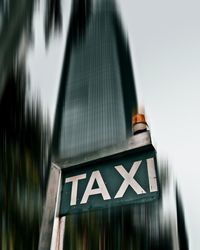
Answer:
[0,0,61,249]
[0,67,50,249]
[45,0,62,44]
[0,0,62,94]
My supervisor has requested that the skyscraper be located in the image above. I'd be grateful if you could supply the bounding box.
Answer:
[52,0,137,160]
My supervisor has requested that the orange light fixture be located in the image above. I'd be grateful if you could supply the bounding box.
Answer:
[132,113,147,126]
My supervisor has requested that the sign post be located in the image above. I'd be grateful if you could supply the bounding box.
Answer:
[39,130,160,250]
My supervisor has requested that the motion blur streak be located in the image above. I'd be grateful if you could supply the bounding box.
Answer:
[0,0,56,249]
[0,0,189,250]
[0,67,50,249]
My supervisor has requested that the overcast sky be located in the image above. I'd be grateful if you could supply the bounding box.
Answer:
[118,1,200,249]
[28,0,200,248]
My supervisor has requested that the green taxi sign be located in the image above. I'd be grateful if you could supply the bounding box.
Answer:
[59,145,159,216]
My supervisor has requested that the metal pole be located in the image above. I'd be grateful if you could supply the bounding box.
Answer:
[38,164,61,250]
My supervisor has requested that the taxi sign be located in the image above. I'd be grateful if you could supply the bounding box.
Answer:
[59,145,159,216]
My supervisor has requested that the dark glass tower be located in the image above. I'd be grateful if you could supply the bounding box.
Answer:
[53,0,137,160]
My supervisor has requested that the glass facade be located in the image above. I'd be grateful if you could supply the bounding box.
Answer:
[52,0,137,160]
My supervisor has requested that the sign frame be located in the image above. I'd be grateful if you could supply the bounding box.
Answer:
[60,145,159,216]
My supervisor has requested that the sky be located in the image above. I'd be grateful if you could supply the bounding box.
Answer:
[28,0,200,248]
[118,1,200,249]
